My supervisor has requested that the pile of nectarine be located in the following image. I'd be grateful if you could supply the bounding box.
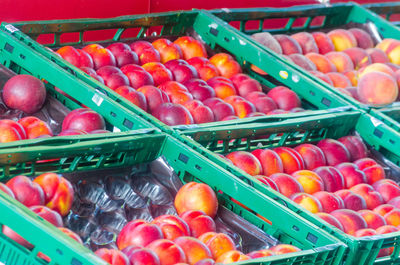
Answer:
[93,181,302,265]
[0,73,109,143]
[56,36,304,126]
[1,169,305,265]
[0,173,81,261]
[225,134,400,257]
[250,29,400,105]
[0,108,107,143]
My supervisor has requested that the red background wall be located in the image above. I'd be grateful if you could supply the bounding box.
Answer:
[0,0,395,23]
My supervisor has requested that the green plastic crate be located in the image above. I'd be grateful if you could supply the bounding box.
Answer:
[0,53,158,151]
[365,2,400,27]
[0,29,162,133]
[199,2,400,111]
[176,109,400,265]
[0,10,351,132]
[0,131,345,265]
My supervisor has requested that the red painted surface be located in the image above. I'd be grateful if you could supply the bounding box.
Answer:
[0,1,394,23]
[0,0,150,22]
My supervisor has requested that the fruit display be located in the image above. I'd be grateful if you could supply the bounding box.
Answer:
[248,29,400,106]
[0,155,309,265]
[177,108,400,264]
[53,38,309,127]
[223,134,400,255]
[0,67,111,143]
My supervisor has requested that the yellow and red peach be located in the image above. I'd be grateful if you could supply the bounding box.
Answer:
[357,71,398,105]
[174,37,207,60]
[247,249,275,259]
[152,215,190,241]
[198,232,236,260]
[331,209,367,235]
[6,175,44,207]
[225,151,262,176]
[183,100,214,124]
[313,191,344,213]
[33,173,74,217]
[317,139,351,166]
[313,166,345,192]
[359,63,394,78]
[373,179,400,203]
[294,144,327,170]
[325,51,354,73]
[373,204,395,217]
[343,47,371,70]
[147,239,187,265]
[335,189,367,211]
[292,170,324,194]
[270,173,304,197]
[254,175,280,192]
[117,220,164,250]
[251,149,283,176]
[273,34,303,55]
[152,38,183,63]
[174,182,218,218]
[115,86,147,111]
[124,248,160,265]
[326,72,352,88]
[366,48,390,64]
[291,192,323,213]
[175,237,212,265]
[137,85,170,113]
[305,53,336,73]
[291,32,318,54]
[288,54,317,71]
[179,210,216,238]
[358,209,386,229]
[384,209,400,227]
[316,212,344,230]
[349,28,374,49]
[18,116,53,139]
[153,103,194,125]
[350,183,384,210]
[343,71,358,86]
[266,86,301,111]
[354,228,377,237]
[338,135,368,162]
[274,147,305,174]
[327,29,357,51]
[311,32,335,54]
[310,71,334,85]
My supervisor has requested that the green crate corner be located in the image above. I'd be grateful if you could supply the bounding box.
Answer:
[176,109,400,265]
[196,2,400,112]
[0,10,353,133]
[0,29,164,134]
[0,131,345,265]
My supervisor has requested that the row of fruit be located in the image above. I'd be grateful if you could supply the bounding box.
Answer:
[0,170,302,265]
[0,73,109,143]
[250,29,400,106]
[54,37,303,126]
[223,134,400,256]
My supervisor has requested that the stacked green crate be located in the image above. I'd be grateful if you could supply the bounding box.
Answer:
[198,2,400,111]
[175,110,400,265]
[0,10,350,133]
[0,131,345,265]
